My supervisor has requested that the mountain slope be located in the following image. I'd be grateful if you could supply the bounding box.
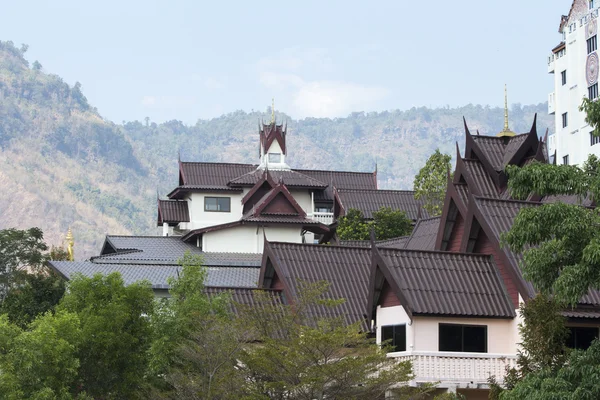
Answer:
[0,41,554,257]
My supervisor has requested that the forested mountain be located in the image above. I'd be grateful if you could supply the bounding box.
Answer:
[0,41,554,257]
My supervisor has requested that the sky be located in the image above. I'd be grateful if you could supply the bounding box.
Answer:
[1,0,569,124]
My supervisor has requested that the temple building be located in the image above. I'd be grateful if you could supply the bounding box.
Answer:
[547,0,600,165]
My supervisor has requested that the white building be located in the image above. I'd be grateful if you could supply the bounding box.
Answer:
[548,0,600,166]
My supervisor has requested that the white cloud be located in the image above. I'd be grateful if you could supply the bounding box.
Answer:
[255,48,388,118]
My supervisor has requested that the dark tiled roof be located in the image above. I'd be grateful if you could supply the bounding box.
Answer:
[562,308,600,319]
[205,287,284,311]
[180,162,256,187]
[265,242,372,330]
[463,159,498,197]
[158,200,190,224]
[229,169,327,188]
[168,185,243,199]
[454,183,470,207]
[376,236,410,249]
[403,217,441,251]
[49,261,260,289]
[378,248,515,318]
[338,240,372,248]
[471,133,531,171]
[295,169,377,201]
[541,194,595,207]
[336,189,427,220]
[242,215,325,225]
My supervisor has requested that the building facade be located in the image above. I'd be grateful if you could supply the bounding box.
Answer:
[548,0,600,165]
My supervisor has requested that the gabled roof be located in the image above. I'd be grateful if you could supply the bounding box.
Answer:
[377,236,411,249]
[229,169,327,189]
[260,122,287,155]
[295,169,377,201]
[335,188,427,220]
[403,217,441,251]
[260,241,372,331]
[179,161,257,187]
[157,199,190,225]
[244,181,306,218]
[168,185,243,199]
[369,247,515,320]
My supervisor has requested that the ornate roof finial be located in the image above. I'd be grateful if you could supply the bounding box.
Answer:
[271,98,275,124]
[66,228,74,261]
[498,84,516,137]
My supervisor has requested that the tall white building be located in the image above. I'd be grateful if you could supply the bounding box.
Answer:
[548,0,600,166]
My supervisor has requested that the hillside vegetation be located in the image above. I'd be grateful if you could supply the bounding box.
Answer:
[0,41,554,257]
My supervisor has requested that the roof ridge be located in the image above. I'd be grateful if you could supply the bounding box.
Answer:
[268,241,371,250]
[377,247,495,258]
[181,161,258,167]
[471,195,540,206]
[336,188,415,193]
[293,168,374,175]
[106,235,181,239]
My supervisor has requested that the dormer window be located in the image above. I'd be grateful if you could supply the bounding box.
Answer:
[268,153,282,163]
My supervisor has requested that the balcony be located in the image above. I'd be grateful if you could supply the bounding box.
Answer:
[548,54,555,73]
[548,92,556,115]
[308,212,334,225]
[388,351,517,388]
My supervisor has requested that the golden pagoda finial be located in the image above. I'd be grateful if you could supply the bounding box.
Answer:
[271,98,275,124]
[66,228,74,261]
[498,84,516,137]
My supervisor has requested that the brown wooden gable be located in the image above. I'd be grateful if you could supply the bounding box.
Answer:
[178,160,186,186]
[260,122,287,155]
[259,242,292,303]
[243,181,274,214]
[251,182,307,218]
[435,198,465,252]
[379,280,401,308]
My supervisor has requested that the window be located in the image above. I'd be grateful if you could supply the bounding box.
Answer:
[268,153,282,163]
[204,197,231,212]
[567,327,598,349]
[590,0,596,10]
[591,131,600,146]
[561,70,567,85]
[563,155,570,165]
[562,112,568,128]
[588,35,597,54]
[439,324,487,353]
[589,83,599,99]
[314,202,333,213]
[382,324,406,352]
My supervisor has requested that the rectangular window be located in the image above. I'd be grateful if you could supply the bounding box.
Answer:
[590,0,596,10]
[567,327,598,349]
[563,155,570,165]
[561,70,567,85]
[204,197,231,212]
[562,112,568,128]
[588,35,597,54]
[439,324,487,353]
[268,153,282,163]
[589,83,599,100]
[591,132,600,146]
[382,324,406,352]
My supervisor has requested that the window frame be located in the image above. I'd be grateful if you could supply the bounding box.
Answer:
[563,155,570,165]
[567,326,599,349]
[381,324,407,352]
[588,35,597,54]
[562,112,568,128]
[204,196,231,213]
[438,323,488,353]
[591,131,600,146]
[589,83,599,100]
[268,153,282,163]
[561,70,567,86]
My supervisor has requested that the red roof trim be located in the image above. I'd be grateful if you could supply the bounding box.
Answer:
[253,183,306,218]
[241,170,276,205]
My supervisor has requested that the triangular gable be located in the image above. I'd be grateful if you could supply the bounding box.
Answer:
[252,182,306,217]
[368,245,413,322]
[259,241,292,303]
[260,122,287,155]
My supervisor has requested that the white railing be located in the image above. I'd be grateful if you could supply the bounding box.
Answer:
[308,212,334,225]
[548,92,556,115]
[388,351,517,386]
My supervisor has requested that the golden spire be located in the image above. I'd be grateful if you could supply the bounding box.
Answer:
[271,98,275,124]
[66,228,74,261]
[498,84,516,137]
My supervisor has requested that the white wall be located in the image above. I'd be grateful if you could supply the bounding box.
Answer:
[202,224,304,253]
[376,305,520,354]
[549,4,600,166]
[290,190,312,214]
[187,192,243,230]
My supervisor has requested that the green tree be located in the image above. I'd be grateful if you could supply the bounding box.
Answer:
[58,272,154,398]
[0,228,48,301]
[337,208,370,240]
[337,208,413,241]
[32,60,42,71]
[413,149,452,216]
[237,281,421,400]
[148,252,234,398]
[503,155,600,305]
[0,311,84,399]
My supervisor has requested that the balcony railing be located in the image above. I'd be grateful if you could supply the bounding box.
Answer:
[308,212,334,225]
[388,351,517,386]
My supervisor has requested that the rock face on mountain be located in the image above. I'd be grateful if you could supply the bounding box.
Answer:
[0,40,554,257]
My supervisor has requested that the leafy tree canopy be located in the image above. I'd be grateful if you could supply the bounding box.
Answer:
[337,207,413,241]
[503,155,600,305]
[413,149,452,216]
